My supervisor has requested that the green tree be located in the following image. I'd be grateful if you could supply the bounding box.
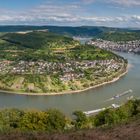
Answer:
[0,109,24,131]
[73,111,88,129]
[45,109,66,131]
[19,111,46,131]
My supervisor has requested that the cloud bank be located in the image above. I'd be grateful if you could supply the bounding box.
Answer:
[0,0,139,27]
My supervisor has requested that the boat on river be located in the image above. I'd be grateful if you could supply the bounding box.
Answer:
[106,89,133,101]
[83,104,120,116]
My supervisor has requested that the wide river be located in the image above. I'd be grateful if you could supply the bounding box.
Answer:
[0,52,140,116]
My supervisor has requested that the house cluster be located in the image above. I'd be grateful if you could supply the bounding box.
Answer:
[0,59,123,82]
[60,60,123,82]
[87,39,140,54]
[0,61,13,74]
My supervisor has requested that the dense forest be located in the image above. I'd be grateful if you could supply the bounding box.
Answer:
[0,31,122,61]
[1,31,76,50]
[93,32,140,42]
[0,31,79,61]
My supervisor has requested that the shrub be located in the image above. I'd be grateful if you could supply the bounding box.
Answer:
[73,111,89,129]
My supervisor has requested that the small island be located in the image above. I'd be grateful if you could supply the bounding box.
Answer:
[0,31,127,95]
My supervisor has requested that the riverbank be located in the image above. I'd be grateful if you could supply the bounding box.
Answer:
[0,66,128,96]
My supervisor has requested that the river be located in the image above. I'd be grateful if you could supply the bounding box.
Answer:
[0,52,140,116]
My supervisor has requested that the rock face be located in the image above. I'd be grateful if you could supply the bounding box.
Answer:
[88,39,140,54]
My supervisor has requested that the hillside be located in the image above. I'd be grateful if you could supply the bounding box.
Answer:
[89,31,140,54]
[94,32,140,42]
[0,31,79,61]
[0,25,140,37]
[1,119,139,140]
[1,31,76,50]
[0,99,140,140]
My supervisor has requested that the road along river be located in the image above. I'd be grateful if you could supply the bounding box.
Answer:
[0,52,140,116]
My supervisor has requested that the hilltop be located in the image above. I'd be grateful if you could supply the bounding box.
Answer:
[0,31,79,61]
[0,25,140,37]
[0,31,76,50]
[1,31,76,50]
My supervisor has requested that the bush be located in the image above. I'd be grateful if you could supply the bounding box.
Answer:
[45,109,66,132]
[94,100,140,127]
[0,109,67,132]
[73,111,89,129]
[0,109,24,131]
[19,111,47,131]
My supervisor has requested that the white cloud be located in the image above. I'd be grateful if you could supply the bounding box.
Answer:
[0,1,139,27]
[132,15,140,20]
[110,0,140,6]
[81,0,95,4]
[80,0,140,6]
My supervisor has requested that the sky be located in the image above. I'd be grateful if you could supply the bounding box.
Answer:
[0,0,140,27]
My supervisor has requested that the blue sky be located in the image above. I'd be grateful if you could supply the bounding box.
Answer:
[0,0,140,27]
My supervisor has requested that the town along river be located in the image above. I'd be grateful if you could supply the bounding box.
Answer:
[0,52,140,116]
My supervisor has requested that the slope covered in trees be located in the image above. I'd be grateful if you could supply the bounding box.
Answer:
[94,32,140,42]
[1,31,76,50]
[0,99,140,137]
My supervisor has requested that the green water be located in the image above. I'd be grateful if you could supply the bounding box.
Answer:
[0,52,139,116]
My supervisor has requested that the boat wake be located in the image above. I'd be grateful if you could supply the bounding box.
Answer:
[105,89,133,102]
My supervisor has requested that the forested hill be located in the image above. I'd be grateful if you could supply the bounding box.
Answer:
[94,32,140,42]
[0,25,140,37]
[1,31,77,49]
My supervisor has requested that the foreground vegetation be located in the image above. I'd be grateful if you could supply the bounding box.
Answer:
[1,117,139,140]
[0,99,140,133]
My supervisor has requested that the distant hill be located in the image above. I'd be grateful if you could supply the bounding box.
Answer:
[0,25,140,37]
[93,32,140,42]
[1,31,76,49]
